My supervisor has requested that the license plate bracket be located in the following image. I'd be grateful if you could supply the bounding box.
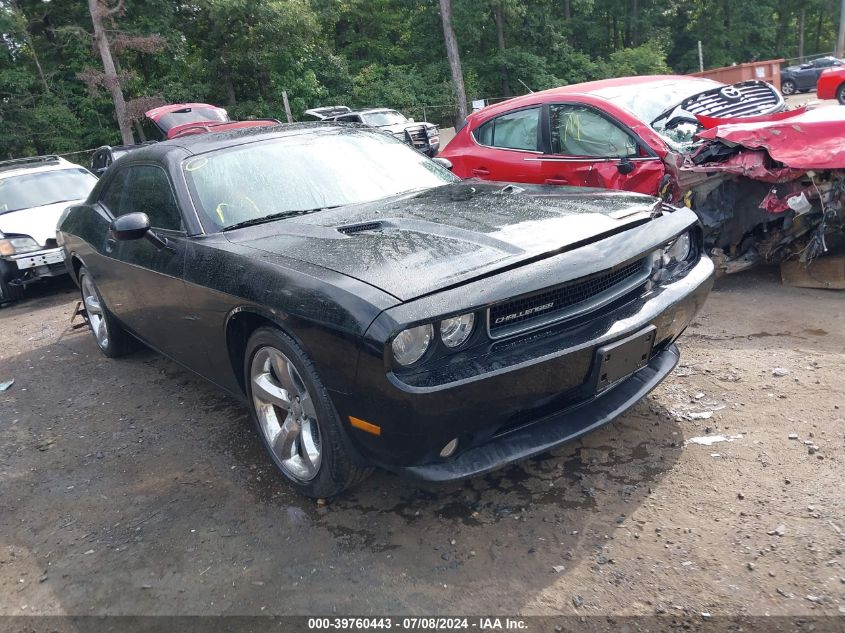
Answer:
[595,326,656,390]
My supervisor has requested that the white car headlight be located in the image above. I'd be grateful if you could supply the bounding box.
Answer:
[0,235,40,255]
[392,324,433,366]
[662,232,691,266]
[439,313,474,348]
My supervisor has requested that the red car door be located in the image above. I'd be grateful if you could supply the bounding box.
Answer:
[461,106,545,183]
[537,103,665,195]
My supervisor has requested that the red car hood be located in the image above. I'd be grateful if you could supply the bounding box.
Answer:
[696,106,845,170]
[165,120,278,139]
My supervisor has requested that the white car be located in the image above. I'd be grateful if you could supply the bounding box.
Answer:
[0,156,98,303]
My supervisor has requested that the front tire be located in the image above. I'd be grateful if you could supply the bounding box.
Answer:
[78,267,135,357]
[837,83,845,105]
[0,276,24,305]
[245,327,370,498]
[0,260,24,306]
[781,79,797,95]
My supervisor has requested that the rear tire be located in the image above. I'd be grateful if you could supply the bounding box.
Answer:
[781,79,797,95]
[244,326,370,498]
[78,267,136,357]
[837,83,845,105]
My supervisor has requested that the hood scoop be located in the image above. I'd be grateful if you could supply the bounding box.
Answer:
[337,221,384,235]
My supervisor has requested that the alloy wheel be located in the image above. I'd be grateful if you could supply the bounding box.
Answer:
[81,274,109,349]
[250,346,322,481]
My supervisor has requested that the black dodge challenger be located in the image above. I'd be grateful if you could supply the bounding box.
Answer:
[58,124,714,498]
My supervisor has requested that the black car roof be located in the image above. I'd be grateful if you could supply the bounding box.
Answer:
[122,123,357,162]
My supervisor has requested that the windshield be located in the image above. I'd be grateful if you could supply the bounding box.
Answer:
[593,78,724,151]
[361,110,407,126]
[155,106,229,132]
[0,168,97,214]
[183,129,458,231]
[593,78,724,124]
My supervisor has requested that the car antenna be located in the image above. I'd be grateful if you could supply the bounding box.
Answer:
[517,79,534,94]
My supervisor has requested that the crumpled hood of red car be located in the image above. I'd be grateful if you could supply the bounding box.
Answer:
[696,106,845,170]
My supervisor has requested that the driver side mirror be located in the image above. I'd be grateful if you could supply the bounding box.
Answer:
[111,212,150,241]
[617,157,635,175]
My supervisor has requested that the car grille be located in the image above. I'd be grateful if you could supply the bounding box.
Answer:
[680,80,784,118]
[404,125,430,148]
[487,257,650,339]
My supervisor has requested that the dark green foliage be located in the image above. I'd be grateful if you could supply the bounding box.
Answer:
[0,0,838,156]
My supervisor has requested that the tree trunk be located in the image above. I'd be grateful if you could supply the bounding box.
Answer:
[492,3,510,97]
[563,0,571,21]
[838,0,845,58]
[133,120,146,142]
[439,0,468,123]
[798,8,805,60]
[88,0,133,145]
[630,0,638,46]
[11,1,50,95]
[224,73,237,106]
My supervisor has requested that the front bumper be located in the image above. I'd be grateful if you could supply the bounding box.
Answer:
[335,255,714,478]
[4,247,67,276]
[399,343,679,481]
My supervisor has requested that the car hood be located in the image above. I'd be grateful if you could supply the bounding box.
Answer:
[0,200,80,246]
[696,106,845,170]
[225,182,661,301]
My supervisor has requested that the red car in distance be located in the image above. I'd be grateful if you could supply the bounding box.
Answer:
[816,67,845,103]
[145,103,279,139]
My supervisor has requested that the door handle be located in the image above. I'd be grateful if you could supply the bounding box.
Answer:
[544,178,569,185]
[471,167,490,177]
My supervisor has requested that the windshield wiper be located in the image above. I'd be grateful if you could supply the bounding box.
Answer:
[220,206,339,232]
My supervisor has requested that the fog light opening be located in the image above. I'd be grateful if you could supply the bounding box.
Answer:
[440,438,459,458]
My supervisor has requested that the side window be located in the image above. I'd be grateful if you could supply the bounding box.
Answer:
[91,151,105,172]
[550,105,637,158]
[472,107,540,151]
[99,168,132,215]
[125,165,183,231]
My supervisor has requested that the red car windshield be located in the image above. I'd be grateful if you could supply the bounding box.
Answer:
[593,78,723,124]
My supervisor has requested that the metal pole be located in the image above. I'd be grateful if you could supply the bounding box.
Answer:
[282,90,293,124]
[698,41,704,72]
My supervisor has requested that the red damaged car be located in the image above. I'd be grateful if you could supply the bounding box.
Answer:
[440,76,845,273]
[145,103,279,139]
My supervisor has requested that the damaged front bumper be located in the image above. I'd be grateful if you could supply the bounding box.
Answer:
[664,107,845,273]
[1,246,68,285]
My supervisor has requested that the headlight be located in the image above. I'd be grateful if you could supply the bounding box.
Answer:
[0,235,40,255]
[439,313,475,348]
[662,232,691,266]
[392,324,433,366]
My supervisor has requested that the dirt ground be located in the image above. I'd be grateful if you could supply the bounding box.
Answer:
[1,266,844,621]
